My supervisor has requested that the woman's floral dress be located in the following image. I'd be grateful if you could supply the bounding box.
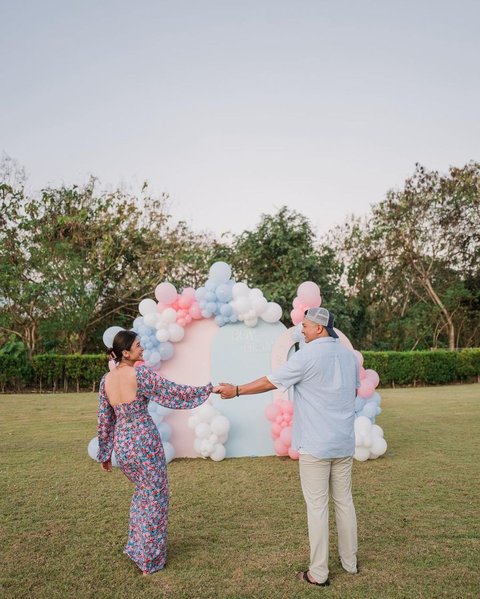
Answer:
[97,365,212,574]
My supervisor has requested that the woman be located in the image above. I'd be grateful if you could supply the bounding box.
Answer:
[97,330,212,575]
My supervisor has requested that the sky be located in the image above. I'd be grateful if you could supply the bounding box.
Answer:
[1,0,479,238]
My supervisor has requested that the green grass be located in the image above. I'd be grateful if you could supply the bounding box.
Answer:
[1,385,479,599]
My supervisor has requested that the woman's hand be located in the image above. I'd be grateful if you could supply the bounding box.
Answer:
[101,460,112,472]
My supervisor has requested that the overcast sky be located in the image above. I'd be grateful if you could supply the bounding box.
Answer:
[2,0,479,237]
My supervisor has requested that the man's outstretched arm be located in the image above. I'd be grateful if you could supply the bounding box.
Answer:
[213,377,276,399]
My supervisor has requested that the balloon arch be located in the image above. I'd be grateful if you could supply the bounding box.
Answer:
[88,262,387,465]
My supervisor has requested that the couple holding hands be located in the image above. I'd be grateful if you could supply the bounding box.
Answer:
[97,307,359,587]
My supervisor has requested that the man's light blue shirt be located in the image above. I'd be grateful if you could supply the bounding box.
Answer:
[267,337,360,459]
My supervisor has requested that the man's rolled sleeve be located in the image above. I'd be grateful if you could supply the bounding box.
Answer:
[267,351,305,393]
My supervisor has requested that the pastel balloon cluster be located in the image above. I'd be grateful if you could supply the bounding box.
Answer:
[231,283,283,327]
[147,402,175,463]
[87,436,119,466]
[290,281,322,325]
[353,351,382,423]
[265,398,299,459]
[195,262,238,326]
[188,402,230,461]
[133,314,177,369]
[155,282,203,327]
[354,416,387,461]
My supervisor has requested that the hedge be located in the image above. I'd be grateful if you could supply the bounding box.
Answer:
[0,350,479,393]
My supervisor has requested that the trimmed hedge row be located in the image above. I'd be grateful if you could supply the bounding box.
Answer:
[363,349,480,387]
[0,350,479,393]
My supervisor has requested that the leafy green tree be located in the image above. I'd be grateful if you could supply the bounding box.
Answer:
[228,207,349,329]
[0,163,216,355]
[334,163,480,350]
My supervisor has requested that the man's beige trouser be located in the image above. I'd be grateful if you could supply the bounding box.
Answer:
[299,454,358,583]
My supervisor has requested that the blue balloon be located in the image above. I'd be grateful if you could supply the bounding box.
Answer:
[159,341,174,361]
[220,303,233,316]
[157,421,171,442]
[216,284,233,302]
[206,291,217,302]
[195,287,207,300]
[201,309,212,318]
[207,302,217,313]
[361,402,377,419]
[205,280,216,291]
[215,315,226,327]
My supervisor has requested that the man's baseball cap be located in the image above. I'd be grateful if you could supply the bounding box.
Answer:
[304,307,339,338]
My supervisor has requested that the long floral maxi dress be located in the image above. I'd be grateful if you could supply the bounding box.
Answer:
[97,365,213,574]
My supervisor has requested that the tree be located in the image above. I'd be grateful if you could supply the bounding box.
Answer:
[0,164,217,355]
[228,207,348,328]
[333,163,480,350]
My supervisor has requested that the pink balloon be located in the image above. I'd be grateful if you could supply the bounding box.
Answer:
[365,369,380,388]
[265,404,281,421]
[290,308,304,325]
[275,414,282,424]
[280,426,292,446]
[155,282,178,304]
[358,380,375,399]
[108,359,116,371]
[283,401,294,414]
[288,448,299,460]
[274,438,289,456]
[359,367,367,380]
[271,422,282,437]
[292,297,305,310]
[171,298,180,310]
[185,315,192,324]
[156,302,167,312]
[189,303,202,319]
[177,318,187,327]
[335,328,354,350]
[297,281,321,305]
[178,296,192,309]
[353,350,364,367]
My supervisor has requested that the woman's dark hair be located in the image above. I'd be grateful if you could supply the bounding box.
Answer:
[108,330,138,364]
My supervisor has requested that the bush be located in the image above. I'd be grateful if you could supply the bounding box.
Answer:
[0,349,479,392]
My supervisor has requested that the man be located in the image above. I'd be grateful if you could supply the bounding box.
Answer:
[214,307,359,587]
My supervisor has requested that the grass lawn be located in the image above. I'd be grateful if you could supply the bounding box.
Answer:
[1,385,479,599]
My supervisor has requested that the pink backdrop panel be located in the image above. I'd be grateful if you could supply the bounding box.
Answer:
[159,319,217,457]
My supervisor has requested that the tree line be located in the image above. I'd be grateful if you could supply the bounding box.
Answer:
[1,156,479,357]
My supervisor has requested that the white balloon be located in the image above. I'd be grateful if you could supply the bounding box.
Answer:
[244,317,258,327]
[195,422,211,439]
[156,328,170,342]
[202,440,214,454]
[162,308,178,324]
[111,451,118,467]
[363,433,373,448]
[261,302,283,323]
[144,312,159,327]
[218,433,228,444]
[168,323,185,343]
[354,416,372,435]
[370,437,387,457]
[157,421,171,442]
[211,415,230,436]
[102,326,124,348]
[252,296,268,316]
[371,424,384,438]
[197,403,217,423]
[249,288,264,299]
[87,437,99,461]
[354,447,370,462]
[193,438,203,453]
[139,298,158,316]
[211,444,226,461]
[209,433,219,444]
[235,297,250,314]
[354,433,364,447]
[232,282,250,299]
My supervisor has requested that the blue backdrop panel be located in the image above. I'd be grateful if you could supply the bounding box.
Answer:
[210,320,287,457]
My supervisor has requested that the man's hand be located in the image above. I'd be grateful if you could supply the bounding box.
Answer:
[101,460,112,472]
[213,383,237,399]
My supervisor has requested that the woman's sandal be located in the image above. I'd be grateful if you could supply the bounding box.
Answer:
[297,570,330,587]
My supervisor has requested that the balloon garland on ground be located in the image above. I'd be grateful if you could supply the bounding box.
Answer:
[91,262,387,464]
